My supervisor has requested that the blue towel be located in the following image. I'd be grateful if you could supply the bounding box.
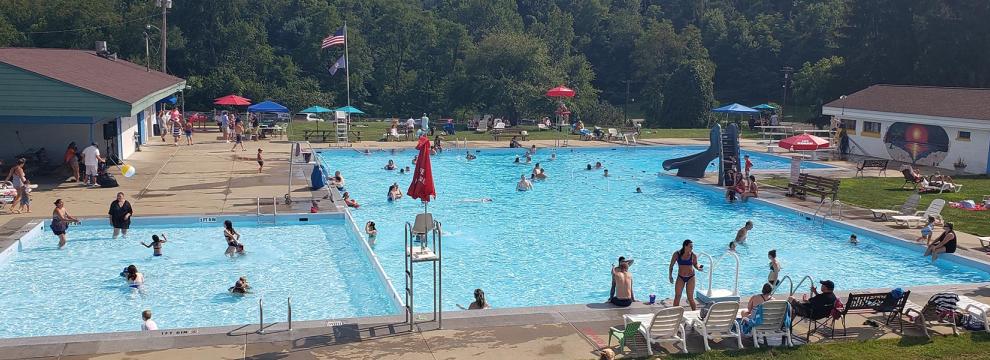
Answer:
[741,302,792,336]
[890,287,904,301]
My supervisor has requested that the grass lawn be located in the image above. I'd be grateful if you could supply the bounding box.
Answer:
[285,121,764,142]
[659,332,990,359]
[763,176,990,236]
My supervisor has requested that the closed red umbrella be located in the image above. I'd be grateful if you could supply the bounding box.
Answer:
[213,94,252,106]
[546,85,575,98]
[407,136,436,205]
[778,133,830,151]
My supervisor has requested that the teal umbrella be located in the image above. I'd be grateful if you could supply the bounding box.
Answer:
[333,105,365,114]
[300,105,333,113]
[753,103,778,111]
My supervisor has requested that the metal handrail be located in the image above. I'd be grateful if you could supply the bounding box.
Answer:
[272,196,277,223]
[287,297,292,331]
[790,275,815,297]
[771,275,792,297]
[256,197,261,217]
[258,297,265,334]
[698,251,740,297]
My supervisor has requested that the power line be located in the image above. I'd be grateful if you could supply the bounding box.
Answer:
[20,13,161,35]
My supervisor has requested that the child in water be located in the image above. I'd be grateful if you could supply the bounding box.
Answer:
[140,233,168,256]
[366,221,378,246]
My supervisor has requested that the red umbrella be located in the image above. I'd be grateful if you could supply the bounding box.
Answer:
[213,94,252,106]
[778,133,830,151]
[407,136,436,205]
[546,85,575,98]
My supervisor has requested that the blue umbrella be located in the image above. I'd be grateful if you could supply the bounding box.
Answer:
[333,105,365,114]
[247,100,289,113]
[712,103,760,114]
[299,105,333,113]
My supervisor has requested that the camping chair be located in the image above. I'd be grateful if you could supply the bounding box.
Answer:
[608,321,643,354]
[689,301,743,351]
[792,297,838,340]
[871,193,920,221]
[901,168,924,189]
[892,199,946,228]
[752,300,793,348]
[622,307,688,355]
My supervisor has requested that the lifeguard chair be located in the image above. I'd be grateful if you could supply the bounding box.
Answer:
[404,212,443,329]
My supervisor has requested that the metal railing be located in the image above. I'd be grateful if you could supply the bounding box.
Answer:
[772,275,815,297]
[257,296,292,334]
[696,251,740,297]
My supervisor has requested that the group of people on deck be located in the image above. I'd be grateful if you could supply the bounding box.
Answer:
[726,154,758,202]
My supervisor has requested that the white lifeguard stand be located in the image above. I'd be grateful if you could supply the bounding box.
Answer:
[695,251,741,305]
[404,212,443,329]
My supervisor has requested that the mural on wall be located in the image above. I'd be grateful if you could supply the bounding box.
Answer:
[883,122,950,166]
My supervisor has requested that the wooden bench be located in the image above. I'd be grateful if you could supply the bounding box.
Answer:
[787,173,840,202]
[349,130,362,142]
[838,291,911,335]
[492,128,528,141]
[303,130,334,142]
[855,159,889,177]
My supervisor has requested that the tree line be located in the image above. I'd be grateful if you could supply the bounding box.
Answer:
[2,0,989,128]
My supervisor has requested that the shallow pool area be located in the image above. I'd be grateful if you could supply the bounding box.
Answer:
[0,215,397,339]
[319,146,989,312]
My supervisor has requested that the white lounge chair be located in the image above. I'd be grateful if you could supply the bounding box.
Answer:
[871,193,920,221]
[891,199,946,228]
[921,181,962,194]
[688,301,743,351]
[904,294,990,336]
[752,300,793,348]
[623,307,688,355]
[537,123,548,131]
[607,128,619,141]
[959,295,990,333]
[476,115,491,133]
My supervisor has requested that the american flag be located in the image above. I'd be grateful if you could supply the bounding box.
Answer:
[321,27,345,49]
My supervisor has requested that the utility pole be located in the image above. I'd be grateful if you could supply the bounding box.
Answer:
[781,66,793,120]
[143,31,150,72]
[155,0,172,74]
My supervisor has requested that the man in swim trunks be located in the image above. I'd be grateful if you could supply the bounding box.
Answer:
[516,175,533,191]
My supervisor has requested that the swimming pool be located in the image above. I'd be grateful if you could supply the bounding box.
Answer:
[319,146,989,312]
[0,215,397,339]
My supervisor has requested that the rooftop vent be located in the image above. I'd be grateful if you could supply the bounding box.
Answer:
[95,41,117,60]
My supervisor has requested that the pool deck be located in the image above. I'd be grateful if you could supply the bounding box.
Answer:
[2,133,989,359]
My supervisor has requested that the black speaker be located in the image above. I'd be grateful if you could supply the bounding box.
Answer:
[103,121,117,140]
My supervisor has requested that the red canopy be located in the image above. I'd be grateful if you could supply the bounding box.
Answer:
[778,133,830,151]
[546,85,575,98]
[213,94,252,106]
[407,136,436,202]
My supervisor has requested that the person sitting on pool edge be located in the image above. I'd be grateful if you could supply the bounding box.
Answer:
[230,276,251,294]
[740,175,759,200]
[343,192,360,208]
[788,280,836,319]
[516,174,533,191]
[140,233,168,256]
[925,222,956,262]
[606,256,633,302]
[509,136,522,148]
[609,261,635,307]
[385,159,396,170]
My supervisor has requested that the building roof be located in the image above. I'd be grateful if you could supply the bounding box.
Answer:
[0,47,184,104]
[824,84,990,121]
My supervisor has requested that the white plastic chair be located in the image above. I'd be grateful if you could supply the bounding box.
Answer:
[892,199,946,228]
[412,213,435,235]
[689,301,742,351]
[623,307,688,355]
[752,300,793,348]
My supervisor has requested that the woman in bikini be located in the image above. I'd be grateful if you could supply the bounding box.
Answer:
[51,199,79,249]
[668,239,704,310]
[223,220,245,256]
[125,264,145,290]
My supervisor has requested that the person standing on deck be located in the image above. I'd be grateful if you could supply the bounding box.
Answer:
[421,113,431,136]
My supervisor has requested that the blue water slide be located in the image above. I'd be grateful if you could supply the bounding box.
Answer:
[661,125,722,178]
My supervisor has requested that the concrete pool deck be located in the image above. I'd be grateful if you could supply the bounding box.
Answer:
[2,133,989,359]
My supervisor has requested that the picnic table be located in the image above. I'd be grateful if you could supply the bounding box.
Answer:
[303,130,334,142]
[258,125,284,140]
[755,125,794,145]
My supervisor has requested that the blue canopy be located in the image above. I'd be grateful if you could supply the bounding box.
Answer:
[299,105,333,113]
[712,103,760,114]
[333,105,365,114]
[247,100,289,113]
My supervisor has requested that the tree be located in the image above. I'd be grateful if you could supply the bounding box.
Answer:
[793,56,845,117]
[464,31,556,120]
[659,61,715,128]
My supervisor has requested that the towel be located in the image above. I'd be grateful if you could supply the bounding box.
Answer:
[890,288,904,301]
[741,304,764,335]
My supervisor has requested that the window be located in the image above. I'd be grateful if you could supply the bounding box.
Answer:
[842,119,857,134]
[958,131,972,141]
[862,121,882,137]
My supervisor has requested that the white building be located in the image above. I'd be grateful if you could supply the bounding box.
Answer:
[823,85,990,174]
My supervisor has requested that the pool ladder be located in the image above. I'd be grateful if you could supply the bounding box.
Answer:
[813,199,843,223]
[256,196,277,224]
[770,275,815,297]
[257,297,292,334]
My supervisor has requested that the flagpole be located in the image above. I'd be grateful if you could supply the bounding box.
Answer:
[343,21,351,127]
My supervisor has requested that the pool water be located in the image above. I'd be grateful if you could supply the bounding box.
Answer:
[320,146,989,312]
[0,217,395,338]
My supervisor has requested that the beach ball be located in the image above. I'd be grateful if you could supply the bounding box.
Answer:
[121,164,137,178]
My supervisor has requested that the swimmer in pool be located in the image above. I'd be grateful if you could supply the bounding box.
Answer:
[387,183,403,201]
[223,220,245,256]
[461,198,493,203]
[586,164,592,170]
[514,156,520,163]
[365,221,377,246]
[532,163,546,180]
[603,169,610,177]
[124,264,144,289]
[635,187,642,193]
[525,155,532,164]
[550,151,556,161]
[735,221,753,243]
[466,151,477,160]
[141,233,168,256]
[516,175,533,191]
[595,161,603,169]
[385,159,396,170]
[229,276,251,294]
